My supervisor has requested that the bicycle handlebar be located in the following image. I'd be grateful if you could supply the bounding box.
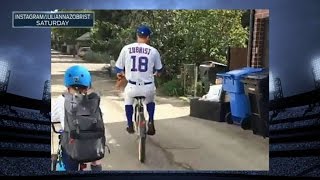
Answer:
[51,121,63,134]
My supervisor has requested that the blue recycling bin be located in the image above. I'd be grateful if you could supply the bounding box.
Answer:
[216,67,264,126]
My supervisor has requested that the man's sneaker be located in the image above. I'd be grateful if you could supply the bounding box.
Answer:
[147,122,156,136]
[126,125,135,134]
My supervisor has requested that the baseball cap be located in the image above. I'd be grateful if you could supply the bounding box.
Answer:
[136,25,152,36]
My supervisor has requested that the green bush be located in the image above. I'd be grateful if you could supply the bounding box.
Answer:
[83,51,112,63]
[160,78,184,97]
[155,77,169,88]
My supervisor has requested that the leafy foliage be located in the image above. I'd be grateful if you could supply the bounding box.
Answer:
[92,10,248,69]
[159,78,184,97]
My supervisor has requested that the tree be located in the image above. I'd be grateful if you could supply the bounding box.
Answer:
[241,10,251,29]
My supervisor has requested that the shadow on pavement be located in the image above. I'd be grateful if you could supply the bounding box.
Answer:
[102,115,269,171]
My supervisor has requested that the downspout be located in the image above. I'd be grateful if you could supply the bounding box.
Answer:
[226,46,231,71]
[247,9,255,67]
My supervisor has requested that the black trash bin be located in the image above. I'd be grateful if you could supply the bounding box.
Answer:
[190,91,231,122]
[241,71,269,138]
[199,61,227,93]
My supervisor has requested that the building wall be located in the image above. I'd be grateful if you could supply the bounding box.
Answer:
[251,9,269,68]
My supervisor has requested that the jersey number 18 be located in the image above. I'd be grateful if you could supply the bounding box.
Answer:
[130,56,148,72]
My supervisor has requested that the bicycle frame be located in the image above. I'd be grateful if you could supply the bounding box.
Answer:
[51,122,65,171]
[134,98,147,138]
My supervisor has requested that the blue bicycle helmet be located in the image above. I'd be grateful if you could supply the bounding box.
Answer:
[64,65,92,88]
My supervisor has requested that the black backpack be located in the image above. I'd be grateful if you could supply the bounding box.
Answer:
[61,91,106,163]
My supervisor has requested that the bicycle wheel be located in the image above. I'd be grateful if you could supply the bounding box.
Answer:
[55,147,66,171]
[134,104,139,132]
[51,154,58,171]
[138,112,146,163]
[139,136,146,163]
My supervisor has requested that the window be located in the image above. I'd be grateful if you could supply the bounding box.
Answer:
[269,71,274,93]
[0,61,9,83]
[312,58,320,80]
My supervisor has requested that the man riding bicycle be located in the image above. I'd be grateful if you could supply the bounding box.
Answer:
[115,25,163,136]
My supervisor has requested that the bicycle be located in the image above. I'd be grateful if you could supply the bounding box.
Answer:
[133,96,147,163]
[119,73,160,163]
[51,121,65,171]
[51,121,87,171]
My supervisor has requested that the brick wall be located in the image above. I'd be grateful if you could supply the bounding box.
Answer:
[251,9,269,68]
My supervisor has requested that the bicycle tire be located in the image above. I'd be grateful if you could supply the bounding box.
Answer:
[139,137,146,163]
[138,112,146,163]
[51,154,58,171]
[134,104,139,132]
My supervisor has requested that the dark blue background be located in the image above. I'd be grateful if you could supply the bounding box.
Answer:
[1,0,320,177]
[13,19,94,27]
[13,12,94,27]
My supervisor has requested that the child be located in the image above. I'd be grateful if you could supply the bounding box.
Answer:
[51,65,105,171]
